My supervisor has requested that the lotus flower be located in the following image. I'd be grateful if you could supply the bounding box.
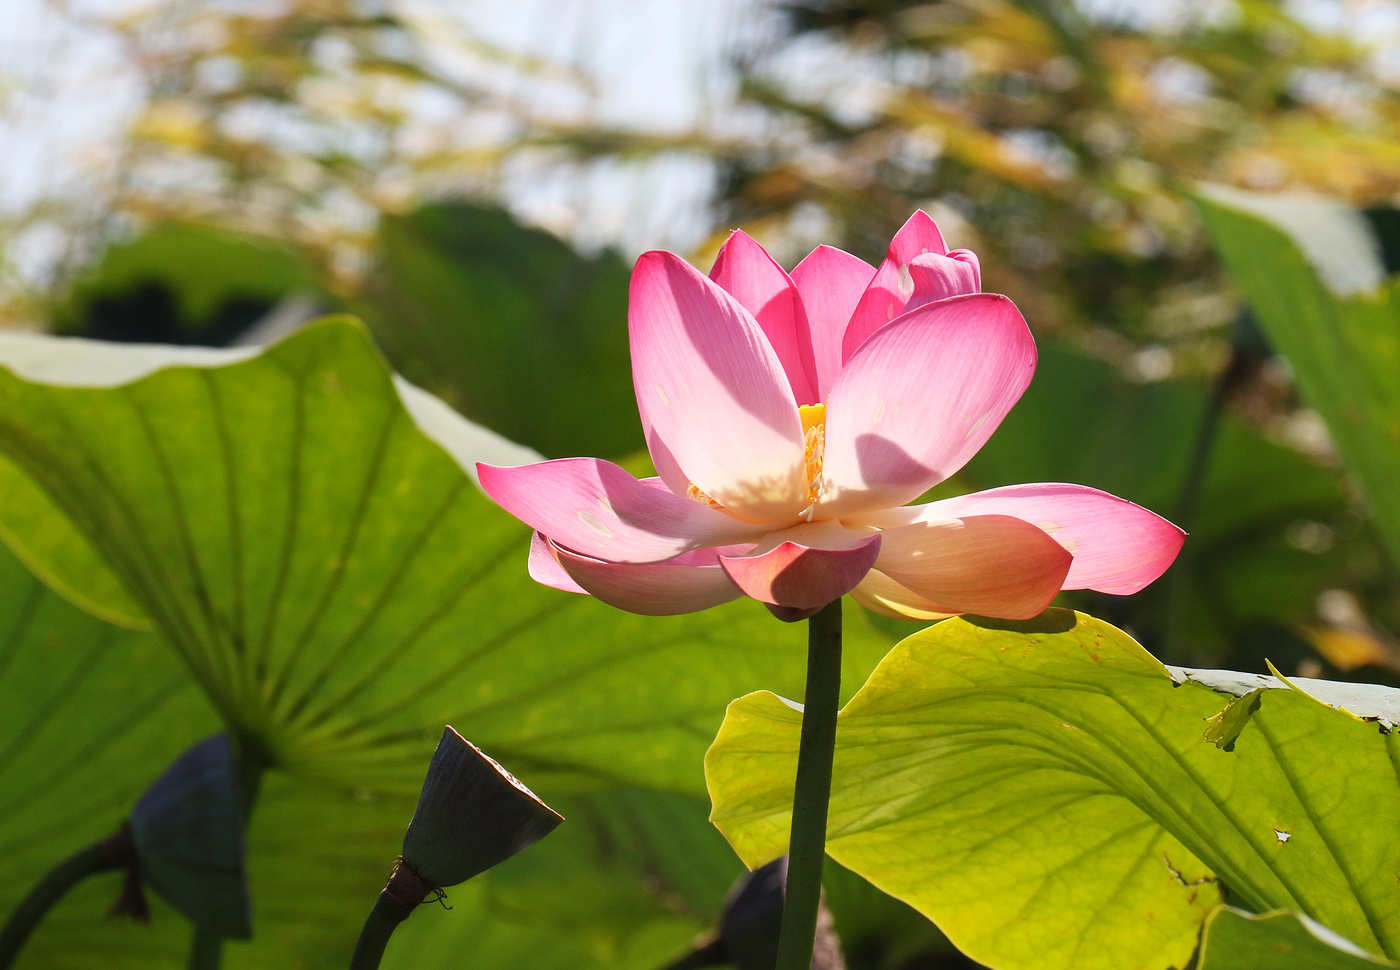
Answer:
[478,212,1184,622]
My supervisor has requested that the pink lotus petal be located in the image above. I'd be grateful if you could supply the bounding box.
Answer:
[903,250,981,312]
[642,427,692,499]
[818,293,1036,517]
[477,458,759,563]
[841,210,949,358]
[719,522,882,611]
[710,230,819,405]
[869,484,1185,594]
[528,531,587,594]
[630,251,808,522]
[849,568,957,621]
[790,245,876,401]
[875,514,1071,620]
[548,539,746,616]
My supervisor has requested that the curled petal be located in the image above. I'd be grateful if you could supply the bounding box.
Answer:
[871,484,1185,594]
[842,210,949,358]
[875,515,1071,620]
[903,250,981,312]
[710,230,818,406]
[528,531,587,594]
[630,252,808,521]
[849,568,957,621]
[790,245,876,401]
[549,540,746,616]
[819,293,1036,517]
[720,529,882,612]
[477,459,759,563]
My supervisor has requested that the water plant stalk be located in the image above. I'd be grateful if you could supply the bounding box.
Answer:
[0,834,129,969]
[349,889,416,970]
[189,927,226,970]
[774,597,842,970]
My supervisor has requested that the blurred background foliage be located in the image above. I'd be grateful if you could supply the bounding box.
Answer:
[2,0,1399,968]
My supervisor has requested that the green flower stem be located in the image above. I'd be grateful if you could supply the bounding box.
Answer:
[349,892,415,970]
[0,835,126,969]
[774,597,843,970]
[188,928,225,970]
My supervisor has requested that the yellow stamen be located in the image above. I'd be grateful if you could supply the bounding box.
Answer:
[799,403,827,521]
[686,482,725,510]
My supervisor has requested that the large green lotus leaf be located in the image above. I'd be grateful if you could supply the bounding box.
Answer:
[707,610,1400,970]
[0,450,150,628]
[0,527,760,969]
[381,879,695,970]
[0,531,677,968]
[0,540,218,968]
[0,319,893,799]
[1194,186,1400,566]
[1198,908,1397,970]
[0,553,417,970]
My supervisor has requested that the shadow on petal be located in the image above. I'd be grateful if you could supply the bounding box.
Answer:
[852,432,935,493]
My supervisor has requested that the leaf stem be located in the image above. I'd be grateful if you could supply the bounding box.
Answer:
[774,597,842,970]
[0,836,126,969]
[349,892,415,970]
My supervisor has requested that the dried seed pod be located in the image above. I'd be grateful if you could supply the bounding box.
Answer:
[720,857,845,970]
[654,857,848,970]
[128,734,252,939]
[399,726,563,891]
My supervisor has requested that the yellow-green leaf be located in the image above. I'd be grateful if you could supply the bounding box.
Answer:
[1199,908,1398,969]
[707,611,1400,970]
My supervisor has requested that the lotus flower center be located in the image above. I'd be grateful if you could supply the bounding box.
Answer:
[685,404,828,521]
[686,482,726,510]
[798,403,826,521]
